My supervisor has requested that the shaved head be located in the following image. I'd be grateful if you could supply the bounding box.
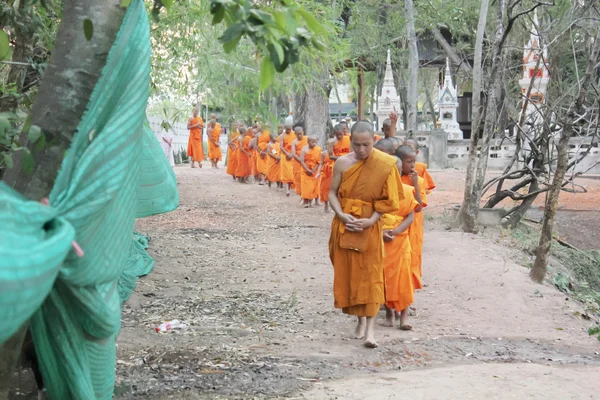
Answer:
[333,124,344,134]
[284,123,292,130]
[350,121,374,138]
[403,137,420,151]
[239,127,247,135]
[395,145,416,161]
[374,138,395,155]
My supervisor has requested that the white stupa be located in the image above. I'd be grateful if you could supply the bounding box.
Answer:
[438,58,463,140]
[518,10,550,127]
[376,49,402,131]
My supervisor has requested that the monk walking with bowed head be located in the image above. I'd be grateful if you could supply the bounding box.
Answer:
[207,119,222,168]
[226,123,240,179]
[187,107,204,168]
[330,124,351,161]
[318,136,335,212]
[299,135,322,207]
[291,125,308,198]
[235,127,252,183]
[279,123,297,196]
[256,127,271,185]
[266,132,281,188]
[403,138,436,192]
[328,121,403,348]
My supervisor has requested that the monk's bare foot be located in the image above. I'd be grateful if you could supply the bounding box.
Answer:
[398,309,411,330]
[354,318,366,339]
[286,191,291,197]
[399,324,413,331]
[409,306,417,317]
[379,307,394,327]
[363,338,378,348]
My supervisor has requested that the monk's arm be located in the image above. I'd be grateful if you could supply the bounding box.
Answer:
[291,142,299,161]
[279,136,288,156]
[327,163,345,218]
[412,178,423,212]
[391,211,414,235]
[299,148,311,173]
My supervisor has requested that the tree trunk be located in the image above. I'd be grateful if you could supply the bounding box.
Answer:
[0,1,126,396]
[357,67,365,120]
[431,26,473,77]
[457,0,490,232]
[530,29,600,283]
[424,88,437,127]
[404,0,418,132]
[293,72,330,146]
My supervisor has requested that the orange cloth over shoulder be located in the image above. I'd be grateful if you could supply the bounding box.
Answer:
[250,141,257,177]
[319,151,333,202]
[333,135,351,157]
[329,149,403,317]
[401,174,428,290]
[226,130,239,176]
[266,141,281,183]
[293,136,308,195]
[187,116,204,162]
[235,135,252,178]
[382,184,419,312]
[301,145,321,200]
[207,122,222,161]
[415,162,436,191]
[256,130,270,175]
[280,132,297,183]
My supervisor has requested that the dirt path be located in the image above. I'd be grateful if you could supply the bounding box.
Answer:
[114,166,600,399]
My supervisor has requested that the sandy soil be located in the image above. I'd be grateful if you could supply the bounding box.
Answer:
[12,164,599,399]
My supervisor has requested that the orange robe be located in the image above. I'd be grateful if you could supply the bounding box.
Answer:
[266,142,281,183]
[319,152,333,202]
[374,134,382,142]
[333,135,351,157]
[207,123,222,161]
[236,136,252,178]
[301,146,322,200]
[382,184,419,312]
[293,136,308,195]
[280,132,297,183]
[226,130,239,176]
[256,130,270,175]
[250,143,257,177]
[330,149,403,317]
[415,162,436,192]
[401,175,428,290]
[187,117,204,162]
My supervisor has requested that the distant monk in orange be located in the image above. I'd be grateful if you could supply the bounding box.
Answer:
[248,127,258,181]
[256,127,271,185]
[374,139,418,330]
[187,107,204,168]
[236,127,252,183]
[330,124,351,161]
[396,145,426,291]
[299,135,322,208]
[318,135,335,213]
[403,138,436,192]
[291,125,308,199]
[329,121,403,348]
[226,123,240,179]
[207,119,222,168]
[279,123,296,196]
[266,131,281,189]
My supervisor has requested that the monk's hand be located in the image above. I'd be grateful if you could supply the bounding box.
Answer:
[352,218,376,230]
[383,230,395,242]
[287,155,293,160]
[410,170,419,186]
[306,170,313,176]
[340,213,359,230]
[315,172,320,179]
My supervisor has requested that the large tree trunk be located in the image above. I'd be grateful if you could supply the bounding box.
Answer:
[404,0,419,132]
[530,29,600,283]
[457,0,490,232]
[0,1,126,397]
[293,72,330,147]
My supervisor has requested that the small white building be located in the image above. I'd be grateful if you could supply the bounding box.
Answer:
[438,58,463,139]
[375,49,402,131]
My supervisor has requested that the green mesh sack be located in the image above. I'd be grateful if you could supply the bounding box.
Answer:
[0,1,177,398]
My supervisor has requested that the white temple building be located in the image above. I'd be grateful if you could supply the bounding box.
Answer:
[438,58,463,139]
[518,10,550,127]
[376,49,402,131]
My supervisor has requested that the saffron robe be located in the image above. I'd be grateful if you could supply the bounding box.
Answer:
[301,146,322,200]
[319,152,333,202]
[250,140,257,177]
[256,130,271,175]
[266,142,281,183]
[333,135,351,157]
[187,116,204,162]
[293,136,308,195]
[329,149,403,317]
[280,132,297,183]
[401,175,428,290]
[235,135,252,178]
[207,123,222,161]
[415,162,436,192]
[382,184,419,312]
[226,130,240,176]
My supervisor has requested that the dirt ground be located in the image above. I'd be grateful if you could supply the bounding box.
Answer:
[13,165,599,399]
[106,165,599,399]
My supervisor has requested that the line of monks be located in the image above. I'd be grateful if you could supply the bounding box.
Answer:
[217,113,435,347]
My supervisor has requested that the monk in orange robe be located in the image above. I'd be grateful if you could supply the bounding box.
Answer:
[382,108,401,151]
[299,136,322,207]
[226,126,240,179]
[374,139,418,330]
[279,123,297,196]
[248,128,258,181]
[291,126,308,198]
[207,119,222,168]
[328,121,403,348]
[186,108,204,168]
[235,127,252,183]
[403,138,436,192]
[396,145,427,291]
[274,124,284,189]
[318,145,334,212]
[256,128,271,185]
[330,125,351,161]
[266,132,281,188]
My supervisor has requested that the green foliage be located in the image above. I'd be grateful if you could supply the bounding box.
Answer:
[0,29,10,61]
[83,18,94,41]
[0,111,42,174]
